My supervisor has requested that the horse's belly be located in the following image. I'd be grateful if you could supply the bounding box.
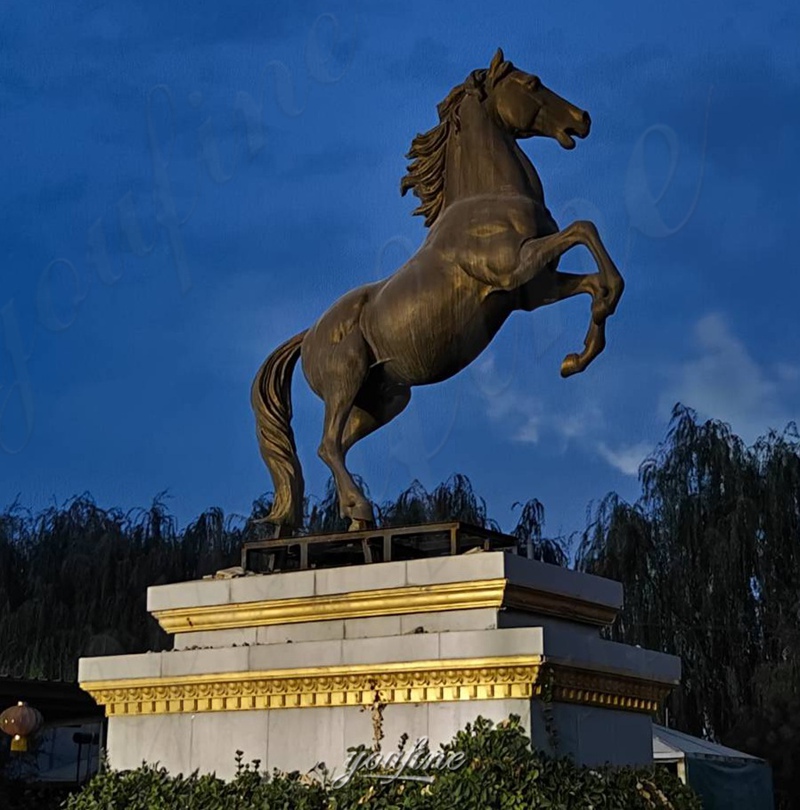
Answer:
[365,286,511,387]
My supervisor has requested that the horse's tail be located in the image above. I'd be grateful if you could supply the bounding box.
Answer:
[251,329,309,532]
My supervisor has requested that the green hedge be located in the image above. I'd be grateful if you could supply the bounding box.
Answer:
[62,716,700,810]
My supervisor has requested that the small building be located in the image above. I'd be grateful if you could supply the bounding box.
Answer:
[653,724,774,810]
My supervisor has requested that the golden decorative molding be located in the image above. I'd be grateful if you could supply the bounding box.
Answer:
[81,656,669,717]
[82,656,541,717]
[504,584,618,627]
[152,578,617,635]
[153,579,507,633]
[546,664,670,714]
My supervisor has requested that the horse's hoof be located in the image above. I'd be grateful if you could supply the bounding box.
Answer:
[348,518,376,532]
[347,499,376,523]
[560,353,582,377]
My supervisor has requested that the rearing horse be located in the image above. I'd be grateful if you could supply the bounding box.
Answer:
[252,49,624,535]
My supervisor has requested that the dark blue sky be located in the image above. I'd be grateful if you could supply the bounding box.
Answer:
[2,0,799,539]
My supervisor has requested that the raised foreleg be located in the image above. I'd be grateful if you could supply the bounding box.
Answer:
[507,222,624,376]
[519,270,610,376]
[505,221,624,316]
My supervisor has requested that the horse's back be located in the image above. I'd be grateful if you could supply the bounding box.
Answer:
[304,194,555,389]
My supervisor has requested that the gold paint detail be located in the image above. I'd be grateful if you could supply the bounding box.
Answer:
[81,656,671,718]
[503,584,619,627]
[467,222,510,238]
[152,578,618,634]
[545,664,671,715]
[81,656,541,717]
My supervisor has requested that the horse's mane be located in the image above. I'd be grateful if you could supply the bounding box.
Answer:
[400,70,487,228]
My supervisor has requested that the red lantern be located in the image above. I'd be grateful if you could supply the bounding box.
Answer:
[0,702,44,753]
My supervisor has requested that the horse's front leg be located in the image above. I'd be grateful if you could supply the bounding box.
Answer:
[522,271,609,377]
[507,222,624,376]
[516,220,624,321]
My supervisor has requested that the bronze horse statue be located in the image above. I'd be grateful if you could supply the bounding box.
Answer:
[252,49,624,535]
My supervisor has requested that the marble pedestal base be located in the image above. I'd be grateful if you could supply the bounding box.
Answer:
[79,551,680,779]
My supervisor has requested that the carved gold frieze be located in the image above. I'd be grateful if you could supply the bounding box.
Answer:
[81,655,669,717]
[82,656,541,716]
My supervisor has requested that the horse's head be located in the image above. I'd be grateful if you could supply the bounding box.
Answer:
[483,49,590,149]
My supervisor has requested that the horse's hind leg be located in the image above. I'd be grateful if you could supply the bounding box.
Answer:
[342,383,411,455]
[316,331,376,529]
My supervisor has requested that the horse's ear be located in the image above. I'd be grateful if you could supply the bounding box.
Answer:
[464,69,487,100]
[489,48,505,76]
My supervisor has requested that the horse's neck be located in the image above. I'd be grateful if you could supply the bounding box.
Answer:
[445,97,545,206]
[511,141,546,205]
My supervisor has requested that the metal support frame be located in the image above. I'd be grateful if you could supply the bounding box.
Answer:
[241,521,518,573]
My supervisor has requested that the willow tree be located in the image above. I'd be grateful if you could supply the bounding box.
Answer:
[0,496,244,680]
[0,474,560,681]
[577,404,800,806]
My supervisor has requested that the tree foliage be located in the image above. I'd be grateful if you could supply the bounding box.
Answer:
[0,479,557,681]
[3,404,798,805]
[577,404,800,809]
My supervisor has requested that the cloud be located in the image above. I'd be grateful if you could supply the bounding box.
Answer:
[660,312,798,443]
[472,354,543,444]
[472,352,624,463]
[595,441,652,476]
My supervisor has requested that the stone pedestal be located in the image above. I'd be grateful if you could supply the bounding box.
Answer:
[79,551,680,780]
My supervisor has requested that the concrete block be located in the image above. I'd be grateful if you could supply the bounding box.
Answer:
[161,646,250,678]
[249,639,344,671]
[79,652,162,683]
[257,619,346,645]
[504,554,622,609]
[173,628,258,650]
[343,615,403,639]
[499,610,598,639]
[189,710,268,780]
[438,628,544,660]
[267,707,347,772]
[400,608,499,635]
[230,570,315,604]
[147,579,231,613]
[342,704,377,753]
[406,553,505,587]
[530,702,653,766]
[541,629,681,683]
[314,561,407,596]
[426,699,531,749]
[106,714,194,774]
[341,633,440,666]
[379,702,430,754]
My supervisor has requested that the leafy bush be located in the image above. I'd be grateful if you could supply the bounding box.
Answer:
[65,716,700,810]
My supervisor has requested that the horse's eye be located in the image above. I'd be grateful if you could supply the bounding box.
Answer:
[529,76,541,91]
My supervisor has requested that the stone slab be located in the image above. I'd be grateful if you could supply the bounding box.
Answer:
[102,697,650,776]
[147,552,622,619]
[80,626,678,688]
[530,702,653,767]
[175,607,502,650]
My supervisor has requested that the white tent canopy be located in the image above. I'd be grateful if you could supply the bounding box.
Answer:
[653,724,773,810]
[653,724,764,764]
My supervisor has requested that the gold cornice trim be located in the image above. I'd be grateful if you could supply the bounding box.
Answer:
[152,578,617,634]
[81,656,669,717]
[546,663,671,714]
[153,579,508,633]
[504,584,619,627]
[81,656,542,716]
